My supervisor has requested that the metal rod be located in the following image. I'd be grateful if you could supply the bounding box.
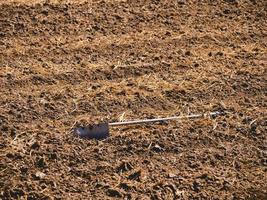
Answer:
[109,111,222,126]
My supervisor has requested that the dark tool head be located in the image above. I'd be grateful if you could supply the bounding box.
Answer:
[73,123,109,140]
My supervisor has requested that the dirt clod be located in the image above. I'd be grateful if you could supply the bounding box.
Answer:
[106,188,123,198]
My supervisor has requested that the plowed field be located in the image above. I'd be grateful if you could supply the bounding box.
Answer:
[0,0,266,199]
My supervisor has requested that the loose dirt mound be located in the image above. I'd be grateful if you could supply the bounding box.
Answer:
[0,0,266,199]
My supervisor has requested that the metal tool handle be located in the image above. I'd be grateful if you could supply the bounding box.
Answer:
[109,111,222,126]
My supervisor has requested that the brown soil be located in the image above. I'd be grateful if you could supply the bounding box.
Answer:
[0,0,266,199]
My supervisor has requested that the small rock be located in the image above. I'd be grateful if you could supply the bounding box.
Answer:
[152,144,164,152]
[95,182,109,189]
[168,173,177,178]
[35,171,46,179]
[40,99,49,105]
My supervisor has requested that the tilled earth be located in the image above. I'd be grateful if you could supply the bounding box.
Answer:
[0,0,266,199]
